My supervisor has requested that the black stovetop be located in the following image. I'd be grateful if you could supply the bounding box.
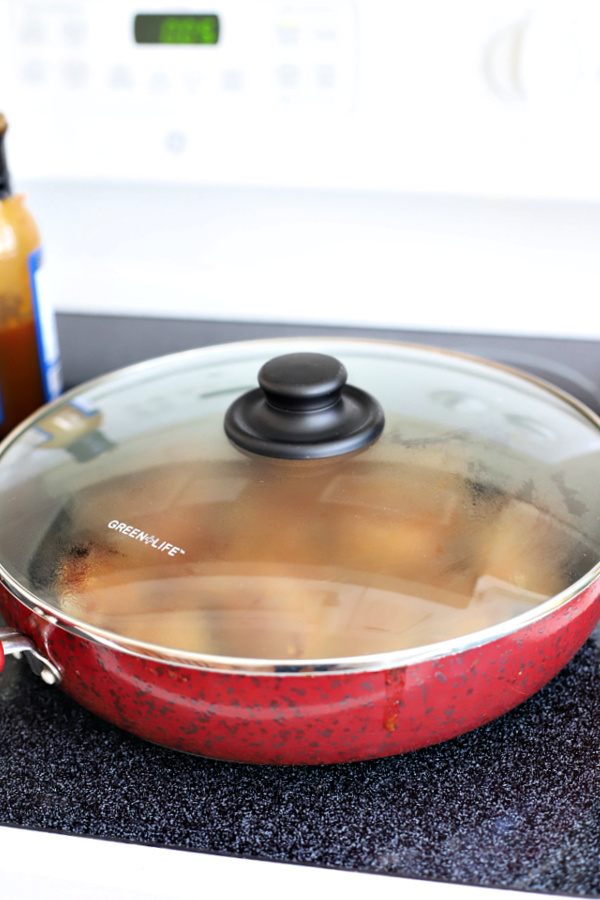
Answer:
[2,315,600,897]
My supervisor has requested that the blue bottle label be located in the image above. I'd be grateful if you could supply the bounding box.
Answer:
[28,247,62,402]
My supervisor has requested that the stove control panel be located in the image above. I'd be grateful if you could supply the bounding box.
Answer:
[1,0,600,200]
[5,1,357,113]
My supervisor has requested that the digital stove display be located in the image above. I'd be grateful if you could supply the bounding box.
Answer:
[133,14,219,45]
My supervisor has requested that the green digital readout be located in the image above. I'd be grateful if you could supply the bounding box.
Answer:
[134,14,219,45]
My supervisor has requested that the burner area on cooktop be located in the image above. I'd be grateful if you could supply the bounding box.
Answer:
[1,613,600,895]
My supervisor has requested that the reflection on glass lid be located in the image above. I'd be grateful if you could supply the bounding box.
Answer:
[0,338,599,663]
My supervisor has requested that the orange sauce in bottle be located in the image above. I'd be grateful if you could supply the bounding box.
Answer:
[0,114,61,439]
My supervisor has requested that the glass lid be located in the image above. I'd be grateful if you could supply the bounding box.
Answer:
[1,337,600,667]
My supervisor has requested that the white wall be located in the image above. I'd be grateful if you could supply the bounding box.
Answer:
[23,179,600,339]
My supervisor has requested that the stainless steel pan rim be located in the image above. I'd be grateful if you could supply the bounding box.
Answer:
[1,559,599,677]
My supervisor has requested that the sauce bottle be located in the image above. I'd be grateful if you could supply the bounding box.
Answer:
[0,113,62,440]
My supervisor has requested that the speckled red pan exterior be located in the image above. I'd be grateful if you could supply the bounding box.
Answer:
[1,580,599,765]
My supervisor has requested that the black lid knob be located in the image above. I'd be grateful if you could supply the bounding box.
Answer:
[224,352,385,459]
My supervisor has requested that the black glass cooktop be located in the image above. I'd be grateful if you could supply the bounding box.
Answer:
[1,315,600,897]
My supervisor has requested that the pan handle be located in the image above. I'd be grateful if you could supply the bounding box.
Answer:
[0,627,61,684]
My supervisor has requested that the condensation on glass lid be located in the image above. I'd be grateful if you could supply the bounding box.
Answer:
[52,568,563,660]
[31,445,592,661]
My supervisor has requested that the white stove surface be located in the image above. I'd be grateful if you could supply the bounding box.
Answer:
[0,825,573,900]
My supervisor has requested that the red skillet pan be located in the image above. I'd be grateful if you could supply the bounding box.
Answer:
[0,338,599,765]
